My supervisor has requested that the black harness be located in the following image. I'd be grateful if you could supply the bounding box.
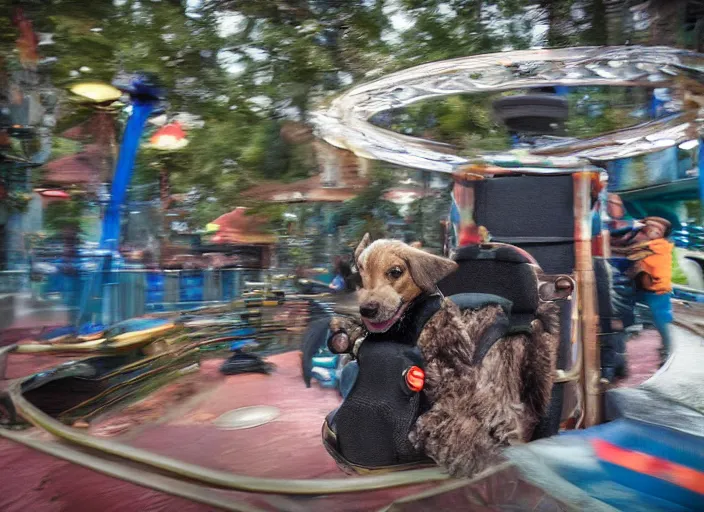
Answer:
[360,293,512,363]
[323,292,512,470]
[361,293,444,346]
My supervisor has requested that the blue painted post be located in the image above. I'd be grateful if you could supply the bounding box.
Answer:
[100,103,155,251]
[699,137,703,224]
[77,75,162,327]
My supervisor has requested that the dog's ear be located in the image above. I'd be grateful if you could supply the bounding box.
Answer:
[402,246,458,293]
[354,233,372,264]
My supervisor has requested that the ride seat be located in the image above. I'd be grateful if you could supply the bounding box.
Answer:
[438,242,572,439]
[438,243,541,335]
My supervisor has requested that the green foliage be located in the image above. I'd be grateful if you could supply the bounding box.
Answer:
[564,87,649,139]
[405,189,452,249]
[372,93,513,153]
[13,0,691,238]
[29,0,555,220]
[330,166,402,246]
[6,191,32,213]
[672,252,689,286]
[43,190,87,235]
[49,137,82,161]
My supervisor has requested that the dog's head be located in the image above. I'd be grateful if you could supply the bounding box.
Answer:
[354,233,458,333]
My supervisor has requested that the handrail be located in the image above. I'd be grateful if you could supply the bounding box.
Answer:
[7,380,450,495]
[673,284,704,296]
[0,344,17,380]
[0,428,266,512]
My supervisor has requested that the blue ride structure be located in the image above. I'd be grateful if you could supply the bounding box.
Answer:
[73,74,164,334]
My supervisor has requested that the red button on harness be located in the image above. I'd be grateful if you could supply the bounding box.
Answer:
[404,366,425,392]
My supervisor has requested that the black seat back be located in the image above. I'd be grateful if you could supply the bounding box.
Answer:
[469,175,575,274]
[438,243,540,335]
[438,242,570,439]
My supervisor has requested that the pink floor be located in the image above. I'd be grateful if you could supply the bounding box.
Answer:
[0,329,664,511]
[88,352,345,479]
[617,328,663,388]
[0,351,431,511]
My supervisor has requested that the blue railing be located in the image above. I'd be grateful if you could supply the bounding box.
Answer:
[1,268,271,326]
[0,271,27,295]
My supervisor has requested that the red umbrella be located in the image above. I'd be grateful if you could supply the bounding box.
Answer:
[208,207,275,245]
[39,189,70,199]
[149,122,188,150]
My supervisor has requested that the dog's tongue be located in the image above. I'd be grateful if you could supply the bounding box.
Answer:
[362,317,395,332]
[362,317,396,333]
[362,303,407,333]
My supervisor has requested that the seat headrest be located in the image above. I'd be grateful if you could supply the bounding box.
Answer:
[453,243,539,266]
[439,243,539,315]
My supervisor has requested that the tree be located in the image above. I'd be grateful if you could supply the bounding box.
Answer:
[14,0,696,242]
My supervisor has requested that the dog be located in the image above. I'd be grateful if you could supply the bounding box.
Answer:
[330,234,559,477]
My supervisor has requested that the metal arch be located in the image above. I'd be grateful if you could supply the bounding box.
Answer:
[310,46,704,173]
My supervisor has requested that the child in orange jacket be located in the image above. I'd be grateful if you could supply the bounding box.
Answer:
[613,217,674,365]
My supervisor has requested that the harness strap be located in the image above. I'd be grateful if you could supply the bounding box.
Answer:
[365,293,444,346]
[405,294,444,344]
[471,312,511,366]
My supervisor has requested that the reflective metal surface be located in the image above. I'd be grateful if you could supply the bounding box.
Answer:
[312,46,704,173]
[214,406,281,430]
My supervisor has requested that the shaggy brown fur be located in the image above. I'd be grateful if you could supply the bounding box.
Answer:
[411,299,558,476]
[332,235,559,477]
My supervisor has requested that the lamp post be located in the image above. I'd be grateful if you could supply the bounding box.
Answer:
[66,79,123,224]
[148,122,188,210]
[147,121,190,268]
[63,80,122,328]
[100,74,163,252]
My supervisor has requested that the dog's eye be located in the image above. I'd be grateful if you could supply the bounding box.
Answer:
[387,267,404,279]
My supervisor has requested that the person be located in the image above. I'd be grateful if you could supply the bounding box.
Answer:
[591,193,643,244]
[613,217,674,366]
[605,194,644,246]
[329,257,353,292]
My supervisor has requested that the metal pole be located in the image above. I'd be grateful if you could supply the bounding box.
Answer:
[699,136,703,225]
[85,75,162,326]
[100,101,156,251]
[574,171,602,427]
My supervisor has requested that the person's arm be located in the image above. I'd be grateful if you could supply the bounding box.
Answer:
[329,275,345,291]
[631,270,654,290]
[612,241,653,260]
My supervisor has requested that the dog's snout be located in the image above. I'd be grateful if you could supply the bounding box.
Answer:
[360,302,380,319]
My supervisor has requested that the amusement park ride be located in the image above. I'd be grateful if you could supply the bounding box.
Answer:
[1,46,704,511]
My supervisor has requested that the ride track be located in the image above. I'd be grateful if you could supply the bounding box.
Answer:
[310,45,704,174]
[1,306,701,511]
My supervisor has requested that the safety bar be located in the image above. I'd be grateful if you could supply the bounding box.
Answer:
[5,380,450,495]
[0,344,17,380]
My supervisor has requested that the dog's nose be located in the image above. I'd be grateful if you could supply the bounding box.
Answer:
[359,302,379,319]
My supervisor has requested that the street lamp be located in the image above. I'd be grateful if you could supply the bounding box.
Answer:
[69,82,122,105]
[147,121,189,210]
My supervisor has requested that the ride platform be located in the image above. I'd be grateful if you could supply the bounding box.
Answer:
[0,351,436,511]
[0,305,701,511]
